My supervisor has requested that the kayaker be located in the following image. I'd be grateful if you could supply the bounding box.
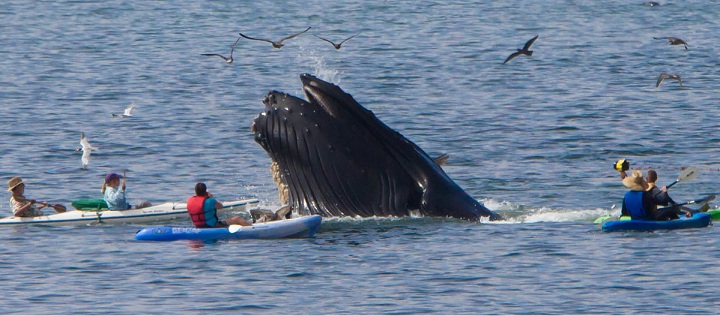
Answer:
[621,170,685,221]
[187,182,252,228]
[102,172,151,210]
[645,170,676,204]
[7,176,65,217]
[620,168,693,218]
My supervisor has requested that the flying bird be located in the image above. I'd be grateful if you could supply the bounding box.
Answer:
[314,32,361,50]
[239,27,311,49]
[201,37,241,64]
[112,102,136,118]
[76,132,99,169]
[653,37,688,49]
[504,35,539,64]
[656,73,682,88]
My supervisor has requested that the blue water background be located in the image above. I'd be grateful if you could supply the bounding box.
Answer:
[2,0,720,314]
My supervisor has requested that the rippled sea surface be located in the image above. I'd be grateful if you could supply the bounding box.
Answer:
[2,0,720,314]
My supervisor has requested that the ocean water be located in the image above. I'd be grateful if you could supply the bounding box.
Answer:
[2,0,720,314]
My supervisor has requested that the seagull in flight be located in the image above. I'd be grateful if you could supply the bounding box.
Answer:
[653,37,688,49]
[76,132,99,169]
[656,73,682,88]
[112,102,136,118]
[239,27,311,49]
[503,35,539,64]
[314,32,361,50]
[201,37,241,64]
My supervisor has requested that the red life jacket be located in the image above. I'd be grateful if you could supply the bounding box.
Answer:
[187,195,209,228]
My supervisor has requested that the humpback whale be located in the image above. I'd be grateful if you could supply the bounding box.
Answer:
[251,74,501,221]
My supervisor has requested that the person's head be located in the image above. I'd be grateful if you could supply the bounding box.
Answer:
[195,182,208,196]
[104,173,122,187]
[646,170,658,183]
[7,176,25,195]
[622,170,648,191]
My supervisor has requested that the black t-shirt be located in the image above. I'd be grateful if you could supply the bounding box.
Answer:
[648,185,676,206]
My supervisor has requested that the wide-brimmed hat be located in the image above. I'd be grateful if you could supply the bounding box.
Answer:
[622,170,647,191]
[104,173,123,183]
[7,176,24,191]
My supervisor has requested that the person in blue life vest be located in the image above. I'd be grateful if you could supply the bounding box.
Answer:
[187,182,252,228]
[619,165,696,218]
[620,170,689,221]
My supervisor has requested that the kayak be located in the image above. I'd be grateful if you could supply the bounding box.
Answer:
[0,198,259,226]
[708,208,720,220]
[595,208,720,224]
[601,213,711,232]
[135,215,322,241]
[594,195,717,224]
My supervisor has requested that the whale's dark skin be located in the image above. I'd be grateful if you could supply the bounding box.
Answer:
[251,74,501,221]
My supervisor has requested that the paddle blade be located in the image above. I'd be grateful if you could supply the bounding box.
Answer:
[593,215,613,224]
[52,204,67,213]
[667,166,699,189]
[690,194,716,206]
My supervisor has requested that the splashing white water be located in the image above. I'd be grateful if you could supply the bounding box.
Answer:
[296,46,341,84]
[480,198,617,223]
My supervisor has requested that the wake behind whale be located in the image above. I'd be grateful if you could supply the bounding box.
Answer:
[251,74,500,221]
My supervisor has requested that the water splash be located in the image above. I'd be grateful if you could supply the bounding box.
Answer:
[295,46,341,84]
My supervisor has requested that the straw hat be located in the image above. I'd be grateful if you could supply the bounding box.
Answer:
[622,170,647,191]
[7,176,24,192]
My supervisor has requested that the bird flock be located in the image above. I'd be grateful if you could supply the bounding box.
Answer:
[203,24,688,91]
[201,27,362,66]
[503,32,687,89]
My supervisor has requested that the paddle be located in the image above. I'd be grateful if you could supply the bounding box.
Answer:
[39,202,67,213]
[677,194,716,207]
[674,194,717,213]
[123,169,127,190]
[666,166,699,189]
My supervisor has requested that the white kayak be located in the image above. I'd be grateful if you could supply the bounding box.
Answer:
[0,198,259,226]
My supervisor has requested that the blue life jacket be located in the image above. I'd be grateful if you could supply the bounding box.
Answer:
[624,190,648,220]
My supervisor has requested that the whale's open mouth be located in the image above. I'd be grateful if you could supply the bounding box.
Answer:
[252,74,499,221]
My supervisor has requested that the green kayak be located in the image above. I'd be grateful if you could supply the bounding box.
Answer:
[594,208,720,224]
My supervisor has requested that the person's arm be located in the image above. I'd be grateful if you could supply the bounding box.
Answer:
[207,192,223,210]
[619,170,628,180]
[651,188,675,206]
[658,186,677,204]
[12,199,43,217]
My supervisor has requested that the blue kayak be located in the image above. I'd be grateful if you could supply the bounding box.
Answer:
[135,215,322,241]
[602,213,711,232]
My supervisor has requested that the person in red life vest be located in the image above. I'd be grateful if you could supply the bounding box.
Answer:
[187,182,252,228]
